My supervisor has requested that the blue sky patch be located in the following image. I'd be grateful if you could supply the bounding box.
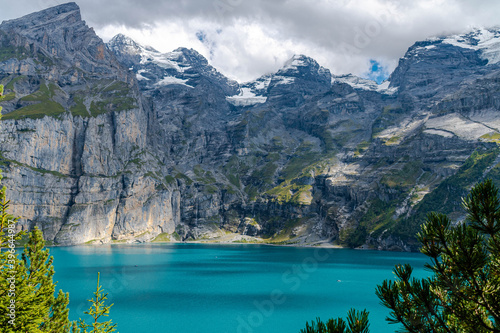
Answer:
[365,59,388,84]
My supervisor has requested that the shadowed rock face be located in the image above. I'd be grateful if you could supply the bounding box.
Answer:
[1,4,500,250]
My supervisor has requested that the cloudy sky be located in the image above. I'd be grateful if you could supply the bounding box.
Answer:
[0,0,499,83]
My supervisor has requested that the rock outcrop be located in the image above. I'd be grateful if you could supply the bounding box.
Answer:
[2,3,500,250]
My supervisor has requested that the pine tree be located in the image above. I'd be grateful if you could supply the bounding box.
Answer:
[1,83,118,332]
[301,179,500,332]
[0,225,73,332]
[76,272,118,333]
[300,309,370,333]
[0,146,72,332]
[376,179,500,332]
[0,86,72,331]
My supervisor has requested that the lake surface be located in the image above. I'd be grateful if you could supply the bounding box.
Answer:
[49,243,429,333]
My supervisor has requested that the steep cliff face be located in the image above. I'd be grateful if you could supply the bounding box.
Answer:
[105,26,500,250]
[2,3,500,250]
[0,3,179,245]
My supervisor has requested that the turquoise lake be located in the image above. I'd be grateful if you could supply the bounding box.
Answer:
[49,244,429,333]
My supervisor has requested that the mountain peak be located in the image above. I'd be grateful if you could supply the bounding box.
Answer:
[387,27,498,94]
[108,34,151,55]
[275,54,331,84]
[108,34,157,52]
[109,33,135,45]
[171,47,209,66]
[0,2,119,73]
[107,37,238,94]
[0,2,81,30]
[282,54,316,68]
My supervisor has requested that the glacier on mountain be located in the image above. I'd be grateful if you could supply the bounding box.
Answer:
[226,88,267,106]
[441,28,500,64]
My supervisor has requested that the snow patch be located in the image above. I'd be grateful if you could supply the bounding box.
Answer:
[136,73,149,81]
[332,74,397,94]
[275,76,295,85]
[283,56,307,70]
[442,28,500,65]
[136,69,150,81]
[226,88,267,106]
[254,77,271,90]
[140,52,191,72]
[110,35,192,73]
[156,76,193,88]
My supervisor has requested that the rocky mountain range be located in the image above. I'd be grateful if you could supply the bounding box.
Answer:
[1,2,500,250]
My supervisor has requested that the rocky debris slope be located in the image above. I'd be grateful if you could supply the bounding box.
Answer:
[2,3,500,250]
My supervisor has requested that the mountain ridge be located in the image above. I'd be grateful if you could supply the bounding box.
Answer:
[1,3,500,250]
